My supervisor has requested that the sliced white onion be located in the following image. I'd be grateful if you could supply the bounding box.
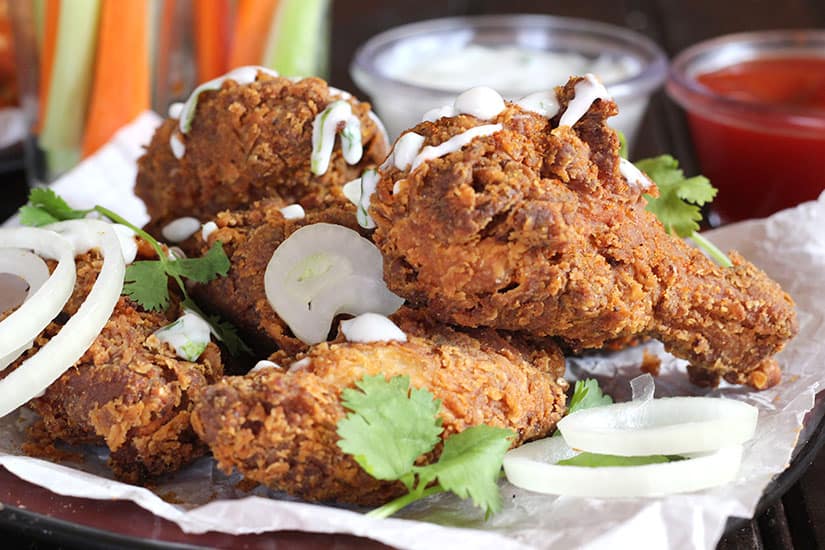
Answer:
[0,248,50,299]
[0,228,77,370]
[0,220,125,418]
[557,397,758,456]
[503,435,743,498]
[264,223,404,344]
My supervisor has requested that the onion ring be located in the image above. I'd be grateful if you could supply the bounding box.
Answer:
[0,248,50,299]
[557,396,758,456]
[0,228,77,370]
[0,220,125,418]
[503,435,743,498]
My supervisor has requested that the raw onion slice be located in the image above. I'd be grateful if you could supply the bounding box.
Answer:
[0,228,77,370]
[0,248,50,299]
[557,397,758,456]
[0,220,125,418]
[503,435,743,498]
[264,223,404,344]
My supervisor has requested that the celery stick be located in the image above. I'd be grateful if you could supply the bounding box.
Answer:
[261,0,330,78]
[39,0,101,178]
[32,0,46,54]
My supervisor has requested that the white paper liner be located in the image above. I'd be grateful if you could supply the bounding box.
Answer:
[2,113,824,549]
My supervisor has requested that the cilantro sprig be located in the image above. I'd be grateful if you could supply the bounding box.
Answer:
[337,375,514,519]
[634,155,733,268]
[20,188,250,355]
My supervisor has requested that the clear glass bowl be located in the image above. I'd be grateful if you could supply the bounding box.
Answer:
[667,30,825,223]
[351,14,667,144]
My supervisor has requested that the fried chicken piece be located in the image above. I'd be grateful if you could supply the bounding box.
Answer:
[135,73,388,235]
[192,309,567,506]
[371,77,797,389]
[187,199,364,359]
[4,251,223,483]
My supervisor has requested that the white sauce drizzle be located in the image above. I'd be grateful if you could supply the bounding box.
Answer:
[392,179,405,195]
[558,73,611,128]
[112,224,138,264]
[167,102,184,119]
[153,311,212,361]
[340,313,407,344]
[619,158,652,190]
[170,66,279,157]
[342,169,379,229]
[279,204,306,220]
[290,357,312,371]
[311,100,363,175]
[381,132,426,172]
[421,87,506,123]
[422,104,456,122]
[161,217,201,243]
[250,360,282,373]
[201,221,218,241]
[411,124,502,171]
[517,90,560,119]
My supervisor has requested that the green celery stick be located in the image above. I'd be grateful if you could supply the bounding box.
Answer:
[39,0,101,178]
[261,0,330,78]
[32,0,46,54]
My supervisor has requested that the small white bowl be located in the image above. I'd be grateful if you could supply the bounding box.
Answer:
[351,14,667,145]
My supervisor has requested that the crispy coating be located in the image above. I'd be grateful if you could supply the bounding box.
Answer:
[5,252,223,483]
[371,77,797,389]
[187,200,364,359]
[192,309,567,506]
[135,73,388,234]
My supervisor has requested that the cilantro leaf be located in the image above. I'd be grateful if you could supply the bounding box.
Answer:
[635,155,732,267]
[556,452,684,467]
[24,187,90,223]
[123,261,171,311]
[617,130,628,160]
[183,298,253,357]
[567,378,613,415]
[167,241,230,283]
[415,425,514,517]
[338,375,442,487]
[19,205,60,227]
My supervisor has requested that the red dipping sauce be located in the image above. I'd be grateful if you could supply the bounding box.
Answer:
[667,31,825,223]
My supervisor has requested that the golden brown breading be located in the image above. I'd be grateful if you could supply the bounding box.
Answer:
[135,74,388,234]
[192,309,567,506]
[187,200,365,359]
[370,76,797,389]
[5,252,223,483]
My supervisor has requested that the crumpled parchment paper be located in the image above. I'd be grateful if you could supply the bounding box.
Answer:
[2,113,823,550]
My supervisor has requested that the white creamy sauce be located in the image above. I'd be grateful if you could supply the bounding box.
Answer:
[381,132,426,171]
[311,100,363,175]
[170,66,279,157]
[392,180,404,195]
[619,158,652,190]
[153,311,212,361]
[340,313,407,344]
[279,204,306,220]
[558,73,612,128]
[290,357,312,371]
[391,45,639,95]
[201,221,218,241]
[421,87,506,123]
[517,90,560,119]
[342,169,379,229]
[411,123,502,171]
[167,102,184,119]
[250,360,282,373]
[50,222,101,255]
[161,217,201,243]
[111,224,138,264]
[422,104,457,123]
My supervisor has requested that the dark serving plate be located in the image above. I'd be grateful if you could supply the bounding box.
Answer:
[1,389,823,549]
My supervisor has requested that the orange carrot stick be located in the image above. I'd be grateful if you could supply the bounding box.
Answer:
[80,0,149,157]
[228,0,279,67]
[36,0,59,132]
[194,0,230,82]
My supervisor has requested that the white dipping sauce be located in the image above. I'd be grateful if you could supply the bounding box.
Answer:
[311,100,363,176]
[201,221,218,241]
[279,204,306,220]
[411,124,502,170]
[162,217,201,243]
[250,360,282,373]
[619,158,652,190]
[558,73,611,127]
[381,132,426,171]
[340,313,407,344]
[154,311,212,361]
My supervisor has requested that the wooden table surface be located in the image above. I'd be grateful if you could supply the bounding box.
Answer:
[2,0,825,548]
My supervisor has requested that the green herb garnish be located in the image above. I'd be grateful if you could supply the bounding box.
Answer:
[337,375,514,519]
[635,155,732,267]
[20,188,250,355]
[567,378,614,414]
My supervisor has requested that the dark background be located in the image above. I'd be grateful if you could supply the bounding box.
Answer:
[2,0,824,548]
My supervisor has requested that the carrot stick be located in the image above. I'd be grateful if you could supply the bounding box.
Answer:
[36,0,59,133]
[193,0,230,82]
[81,0,150,157]
[228,0,279,67]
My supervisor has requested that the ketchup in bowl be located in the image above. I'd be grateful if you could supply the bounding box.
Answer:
[668,31,825,224]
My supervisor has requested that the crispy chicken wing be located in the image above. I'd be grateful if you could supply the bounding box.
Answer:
[370,77,797,389]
